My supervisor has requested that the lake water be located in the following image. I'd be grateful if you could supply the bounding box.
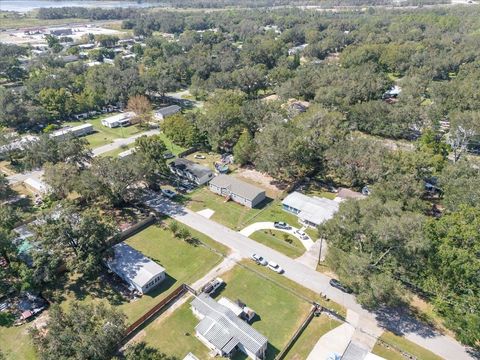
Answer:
[0,1,160,13]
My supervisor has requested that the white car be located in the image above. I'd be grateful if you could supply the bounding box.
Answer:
[161,188,177,199]
[267,261,284,274]
[251,253,268,266]
[295,229,309,240]
[202,277,224,295]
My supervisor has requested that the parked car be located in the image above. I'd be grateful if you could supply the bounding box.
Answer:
[274,221,291,230]
[329,279,352,293]
[163,152,174,159]
[295,229,309,240]
[202,277,224,295]
[251,253,268,266]
[267,261,284,274]
[194,154,206,159]
[161,188,177,199]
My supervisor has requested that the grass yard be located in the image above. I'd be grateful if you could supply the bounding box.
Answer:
[372,331,443,360]
[284,315,341,360]
[156,132,187,156]
[98,144,134,158]
[68,114,143,149]
[0,325,36,360]
[250,230,305,258]
[213,265,313,359]
[60,221,225,324]
[186,187,271,230]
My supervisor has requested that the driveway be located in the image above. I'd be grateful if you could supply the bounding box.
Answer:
[239,221,315,250]
[306,322,355,360]
[143,192,475,360]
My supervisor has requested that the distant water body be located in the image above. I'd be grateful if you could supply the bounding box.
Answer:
[0,1,160,13]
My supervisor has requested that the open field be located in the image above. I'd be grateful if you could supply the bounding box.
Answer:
[372,331,443,360]
[250,229,305,258]
[0,325,37,360]
[284,314,341,360]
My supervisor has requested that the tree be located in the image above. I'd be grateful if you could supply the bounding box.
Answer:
[34,205,117,278]
[162,114,200,147]
[43,162,80,199]
[448,111,480,162]
[30,302,126,360]
[127,95,152,127]
[233,129,255,166]
[134,135,169,185]
[0,86,26,128]
[124,342,177,360]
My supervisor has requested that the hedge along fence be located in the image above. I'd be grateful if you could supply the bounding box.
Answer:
[122,283,196,343]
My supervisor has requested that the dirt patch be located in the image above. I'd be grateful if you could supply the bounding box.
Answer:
[234,167,286,199]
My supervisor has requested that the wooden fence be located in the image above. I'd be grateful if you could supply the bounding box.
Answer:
[110,214,156,246]
[122,283,195,341]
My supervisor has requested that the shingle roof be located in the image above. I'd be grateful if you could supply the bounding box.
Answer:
[156,105,181,117]
[209,175,265,201]
[282,191,339,226]
[106,243,165,288]
[191,294,267,355]
[170,158,212,179]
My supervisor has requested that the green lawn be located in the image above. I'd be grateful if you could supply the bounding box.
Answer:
[372,331,443,360]
[284,315,341,360]
[0,325,36,360]
[60,221,225,324]
[98,144,134,158]
[157,132,187,156]
[250,230,305,258]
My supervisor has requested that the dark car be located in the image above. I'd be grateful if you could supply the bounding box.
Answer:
[329,279,352,293]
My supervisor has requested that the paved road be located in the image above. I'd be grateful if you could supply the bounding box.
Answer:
[6,129,160,185]
[143,192,476,360]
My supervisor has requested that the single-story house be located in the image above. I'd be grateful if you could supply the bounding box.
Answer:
[50,28,72,36]
[282,191,339,228]
[169,158,213,185]
[191,293,268,360]
[209,175,266,208]
[50,123,93,141]
[101,112,133,128]
[154,105,181,120]
[105,242,166,294]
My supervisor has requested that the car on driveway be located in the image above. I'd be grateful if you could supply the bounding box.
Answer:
[202,277,224,296]
[329,279,352,293]
[295,229,309,240]
[267,261,284,274]
[274,221,291,230]
[194,154,206,159]
[251,253,268,266]
[161,188,177,199]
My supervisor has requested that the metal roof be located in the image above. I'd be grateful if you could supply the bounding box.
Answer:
[156,105,181,116]
[282,191,339,226]
[191,294,267,355]
[102,112,134,125]
[106,242,165,288]
[170,158,213,179]
[209,175,265,201]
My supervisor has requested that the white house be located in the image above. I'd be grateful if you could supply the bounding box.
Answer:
[101,112,134,128]
[282,191,339,228]
[106,242,166,294]
[191,294,268,360]
[50,123,93,141]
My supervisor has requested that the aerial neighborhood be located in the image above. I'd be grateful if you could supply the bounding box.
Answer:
[0,1,479,360]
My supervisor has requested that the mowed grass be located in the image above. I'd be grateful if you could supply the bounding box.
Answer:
[372,331,443,360]
[60,222,224,324]
[0,325,36,360]
[186,187,271,230]
[284,315,341,360]
[250,230,305,258]
[157,132,187,156]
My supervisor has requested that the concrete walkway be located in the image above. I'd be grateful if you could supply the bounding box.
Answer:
[306,322,355,360]
[239,221,315,250]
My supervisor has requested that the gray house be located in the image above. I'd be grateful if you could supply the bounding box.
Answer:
[169,158,213,185]
[155,105,181,120]
[191,293,268,360]
[106,242,166,294]
[209,175,266,208]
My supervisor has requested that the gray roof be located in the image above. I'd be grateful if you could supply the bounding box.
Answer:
[282,191,339,226]
[191,294,267,355]
[106,242,165,288]
[156,105,181,117]
[170,158,212,179]
[209,175,265,201]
